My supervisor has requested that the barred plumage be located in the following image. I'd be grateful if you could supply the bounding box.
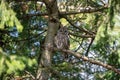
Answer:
[54,26,70,58]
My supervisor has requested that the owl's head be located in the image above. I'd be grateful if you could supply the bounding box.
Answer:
[58,27,68,35]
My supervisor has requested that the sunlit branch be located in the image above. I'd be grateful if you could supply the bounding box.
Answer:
[60,6,108,15]
[25,70,35,80]
[54,48,120,75]
[69,32,95,38]
[23,6,108,18]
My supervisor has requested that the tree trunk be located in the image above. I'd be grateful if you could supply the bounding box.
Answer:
[36,0,60,80]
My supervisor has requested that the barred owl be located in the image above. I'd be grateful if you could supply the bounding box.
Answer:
[54,26,70,58]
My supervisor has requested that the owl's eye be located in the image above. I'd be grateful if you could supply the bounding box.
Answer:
[64,30,67,33]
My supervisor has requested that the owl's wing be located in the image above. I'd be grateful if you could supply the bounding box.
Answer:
[54,35,58,47]
[64,35,70,49]
[54,34,63,49]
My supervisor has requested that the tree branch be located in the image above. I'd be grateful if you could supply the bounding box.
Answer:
[64,16,95,35]
[85,38,95,56]
[54,48,120,75]
[23,6,108,18]
[69,32,95,38]
[25,70,35,80]
[60,6,108,15]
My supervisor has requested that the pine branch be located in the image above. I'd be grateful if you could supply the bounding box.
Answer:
[64,16,95,35]
[23,6,108,18]
[69,32,95,38]
[54,48,120,75]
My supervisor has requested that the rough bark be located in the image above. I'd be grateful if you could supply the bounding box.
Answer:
[36,0,60,80]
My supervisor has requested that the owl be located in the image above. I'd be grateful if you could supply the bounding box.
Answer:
[54,26,70,58]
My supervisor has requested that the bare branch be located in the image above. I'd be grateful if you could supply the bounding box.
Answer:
[85,38,95,56]
[60,6,108,15]
[74,38,84,52]
[54,48,120,75]
[64,16,95,35]
[23,6,108,18]
[25,70,35,80]
[69,32,95,38]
